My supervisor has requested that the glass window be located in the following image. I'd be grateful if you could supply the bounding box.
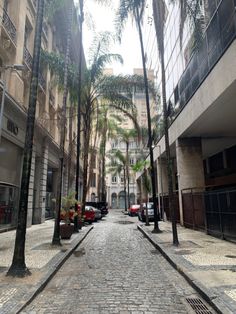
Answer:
[112,176,117,183]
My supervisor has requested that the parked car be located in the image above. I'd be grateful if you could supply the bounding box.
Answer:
[138,202,155,222]
[128,204,140,216]
[85,201,109,216]
[91,206,102,221]
[84,206,95,224]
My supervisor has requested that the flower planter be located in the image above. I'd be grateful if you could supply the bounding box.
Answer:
[60,223,74,239]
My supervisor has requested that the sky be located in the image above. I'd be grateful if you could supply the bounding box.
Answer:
[75,0,143,74]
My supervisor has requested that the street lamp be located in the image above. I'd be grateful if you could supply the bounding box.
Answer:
[0,64,26,140]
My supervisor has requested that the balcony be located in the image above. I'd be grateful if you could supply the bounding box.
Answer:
[23,46,33,69]
[39,73,46,92]
[2,9,16,45]
[23,45,46,93]
[49,90,55,107]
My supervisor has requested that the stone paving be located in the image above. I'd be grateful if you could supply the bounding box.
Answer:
[0,220,92,314]
[22,210,215,314]
[138,220,236,314]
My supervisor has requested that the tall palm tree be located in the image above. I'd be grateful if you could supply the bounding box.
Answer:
[52,2,73,245]
[152,0,179,245]
[116,0,161,232]
[75,0,84,232]
[7,0,45,277]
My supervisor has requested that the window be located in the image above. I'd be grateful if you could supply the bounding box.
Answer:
[91,173,96,188]
[129,158,135,165]
[112,176,117,183]
[91,155,96,169]
[120,176,124,183]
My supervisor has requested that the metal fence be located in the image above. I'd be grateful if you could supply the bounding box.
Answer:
[204,188,236,242]
[181,188,206,231]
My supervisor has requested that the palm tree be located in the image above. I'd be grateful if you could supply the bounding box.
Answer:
[52,2,74,245]
[116,0,161,232]
[7,0,45,277]
[152,0,179,245]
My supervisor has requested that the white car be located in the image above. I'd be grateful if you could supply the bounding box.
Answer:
[138,202,155,222]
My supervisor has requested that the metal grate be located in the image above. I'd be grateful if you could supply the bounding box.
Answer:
[186,298,213,314]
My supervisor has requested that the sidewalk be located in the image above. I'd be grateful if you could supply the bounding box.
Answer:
[138,221,236,314]
[0,220,93,314]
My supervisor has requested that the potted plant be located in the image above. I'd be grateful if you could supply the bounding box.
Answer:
[60,192,78,239]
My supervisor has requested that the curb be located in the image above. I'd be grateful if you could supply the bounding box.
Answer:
[15,226,94,314]
[137,225,232,314]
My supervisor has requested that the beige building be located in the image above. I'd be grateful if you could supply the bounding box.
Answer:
[0,0,84,230]
[106,68,156,209]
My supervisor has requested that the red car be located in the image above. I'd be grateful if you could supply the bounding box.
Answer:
[128,204,140,216]
[84,206,95,224]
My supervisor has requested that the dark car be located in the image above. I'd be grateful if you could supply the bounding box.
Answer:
[85,201,109,216]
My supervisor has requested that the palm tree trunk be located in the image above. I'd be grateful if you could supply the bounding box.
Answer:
[152,0,179,245]
[160,54,179,245]
[75,0,84,203]
[126,142,130,209]
[81,109,91,214]
[135,6,160,232]
[52,3,73,245]
[123,167,127,211]
[7,0,45,277]
[67,105,74,191]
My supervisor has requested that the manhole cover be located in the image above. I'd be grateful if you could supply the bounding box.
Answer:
[175,249,193,255]
[186,298,213,313]
[225,255,236,259]
[115,221,134,225]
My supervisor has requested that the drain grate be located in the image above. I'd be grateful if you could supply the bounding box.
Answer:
[115,221,134,224]
[186,298,213,314]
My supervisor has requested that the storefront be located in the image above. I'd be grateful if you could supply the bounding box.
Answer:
[0,137,22,229]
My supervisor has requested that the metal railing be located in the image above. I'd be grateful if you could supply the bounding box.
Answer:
[2,9,16,44]
[181,186,236,242]
[39,73,46,92]
[23,46,33,69]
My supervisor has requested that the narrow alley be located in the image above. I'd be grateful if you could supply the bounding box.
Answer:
[22,210,215,314]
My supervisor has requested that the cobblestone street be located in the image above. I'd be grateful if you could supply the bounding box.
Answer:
[22,210,214,314]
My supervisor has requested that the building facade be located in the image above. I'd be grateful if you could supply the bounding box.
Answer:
[0,0,84,230]
[141,0,236,240]
[106,68,156,209]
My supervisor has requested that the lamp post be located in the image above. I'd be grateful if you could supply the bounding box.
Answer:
[0,64,26,141]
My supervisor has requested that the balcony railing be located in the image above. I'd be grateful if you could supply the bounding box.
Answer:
[49,90,55,106]
[167,0,236,128]
[23,46,33,69]
[39,73,46,92]
[2,9,16,44]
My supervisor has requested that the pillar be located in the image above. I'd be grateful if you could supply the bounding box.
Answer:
[176,138,205,225]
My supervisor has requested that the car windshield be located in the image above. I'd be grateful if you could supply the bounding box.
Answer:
[143,203,154,209]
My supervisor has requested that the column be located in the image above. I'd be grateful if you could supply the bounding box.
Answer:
[39,142,49,223]
[176,138,205,225]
